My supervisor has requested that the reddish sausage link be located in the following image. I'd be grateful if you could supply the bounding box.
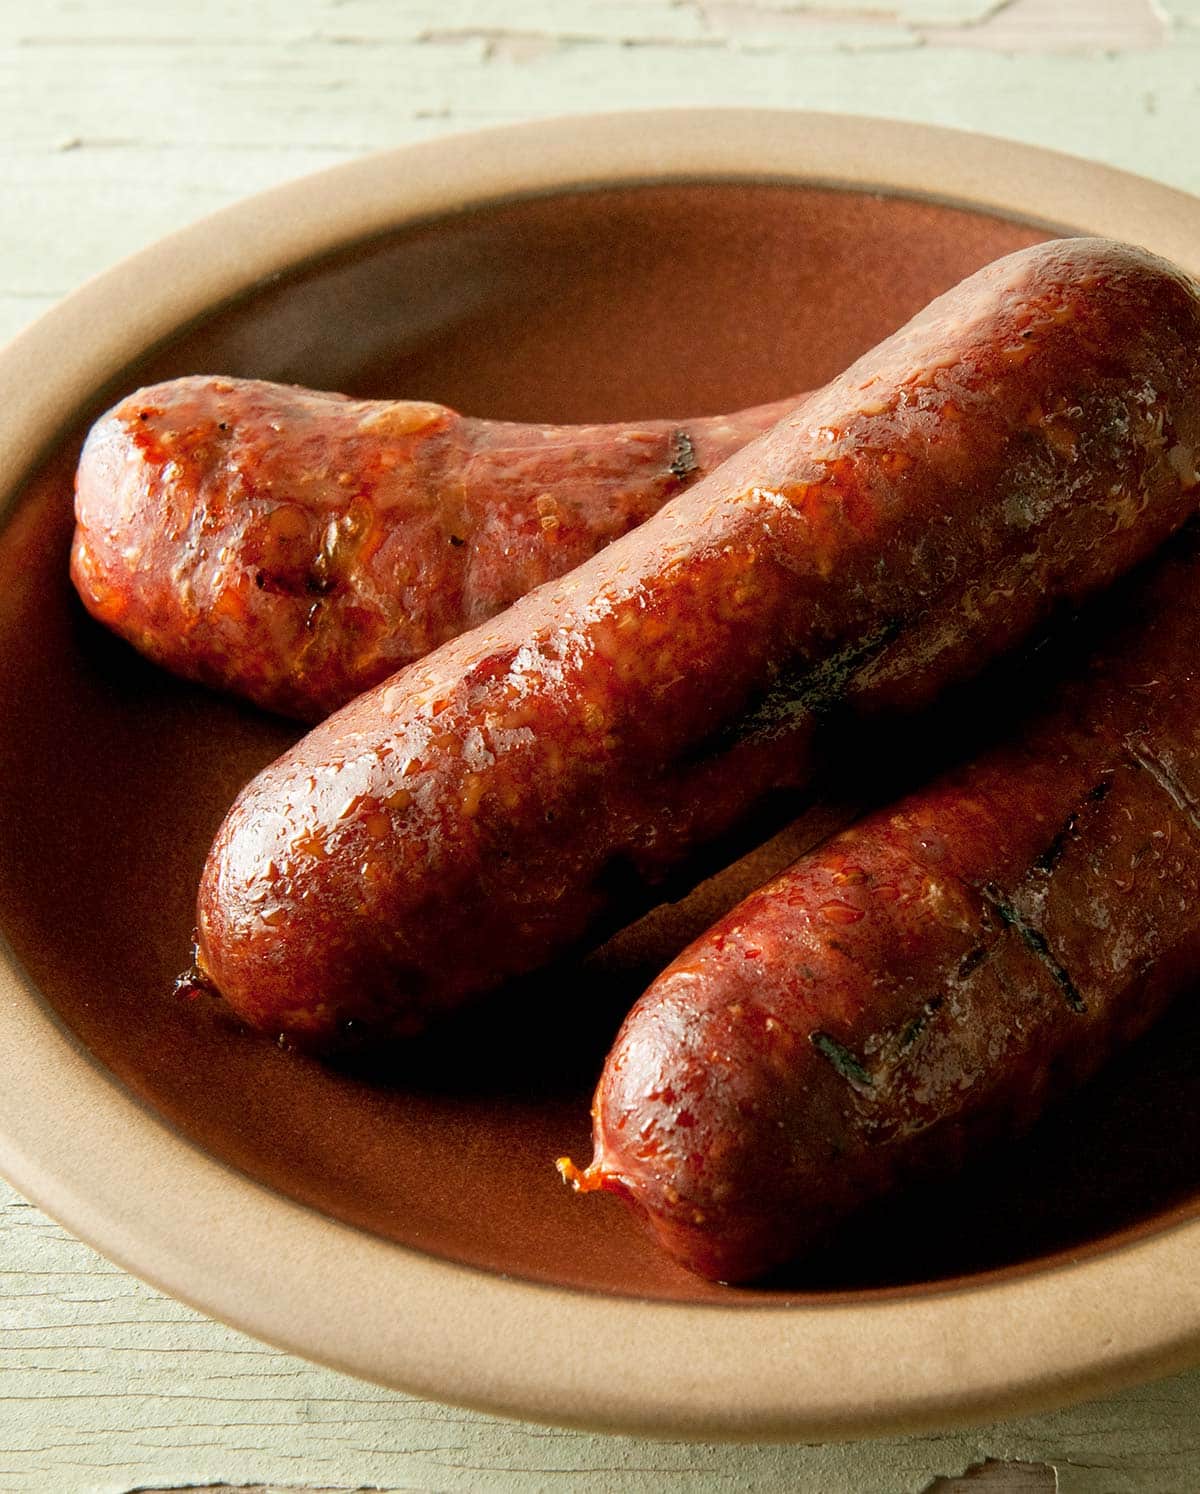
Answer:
[70,377,799,720]
[564,536,1200,1283]
[195,239,1200,1048]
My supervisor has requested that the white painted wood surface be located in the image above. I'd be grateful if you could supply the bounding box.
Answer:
[4,1,1200,1488]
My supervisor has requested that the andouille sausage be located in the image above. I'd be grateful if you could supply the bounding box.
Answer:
[561,536,1200,1282]
[195,239,1200,1048]
[70,377,799,719]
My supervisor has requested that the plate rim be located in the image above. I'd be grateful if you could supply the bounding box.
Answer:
[5,107,1200,1440]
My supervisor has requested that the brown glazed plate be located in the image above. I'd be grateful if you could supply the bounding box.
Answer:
[4,110,1200,1440]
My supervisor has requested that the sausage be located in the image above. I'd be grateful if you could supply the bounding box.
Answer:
[70,376,798,719]
[194,239,1200,1048]
[560,535,1200,1282]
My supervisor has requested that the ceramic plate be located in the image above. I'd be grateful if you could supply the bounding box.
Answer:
[3,110,1200,1439]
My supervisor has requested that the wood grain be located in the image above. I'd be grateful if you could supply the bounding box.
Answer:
[4,1,1200,1490]
[7,1176,1200,1494]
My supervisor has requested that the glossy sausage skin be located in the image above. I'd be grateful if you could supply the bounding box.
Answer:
[196,240,1200,1048]
[564,536,1200,1282]
[70,377,798,719]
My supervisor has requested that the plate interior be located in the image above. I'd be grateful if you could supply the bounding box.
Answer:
[5,180,1186,1305]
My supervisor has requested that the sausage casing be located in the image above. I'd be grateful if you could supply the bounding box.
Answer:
[71,377,796,718]
[564,536,1200,1281]
[195,239,1200,1047]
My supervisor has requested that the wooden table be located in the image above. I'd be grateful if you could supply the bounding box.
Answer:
[3,2,1200,1488]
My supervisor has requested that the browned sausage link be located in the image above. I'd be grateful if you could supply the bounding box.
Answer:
[195,240,1200,1048]
[70,377,799,719]
[563,536,1200,1283]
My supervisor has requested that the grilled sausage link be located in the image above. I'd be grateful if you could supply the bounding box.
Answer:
[562,536,1200,1282]
[195,239,1200,1048]
[70,377,798,719]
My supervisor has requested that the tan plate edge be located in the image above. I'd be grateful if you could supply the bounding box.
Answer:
[3,109,1200,1440]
